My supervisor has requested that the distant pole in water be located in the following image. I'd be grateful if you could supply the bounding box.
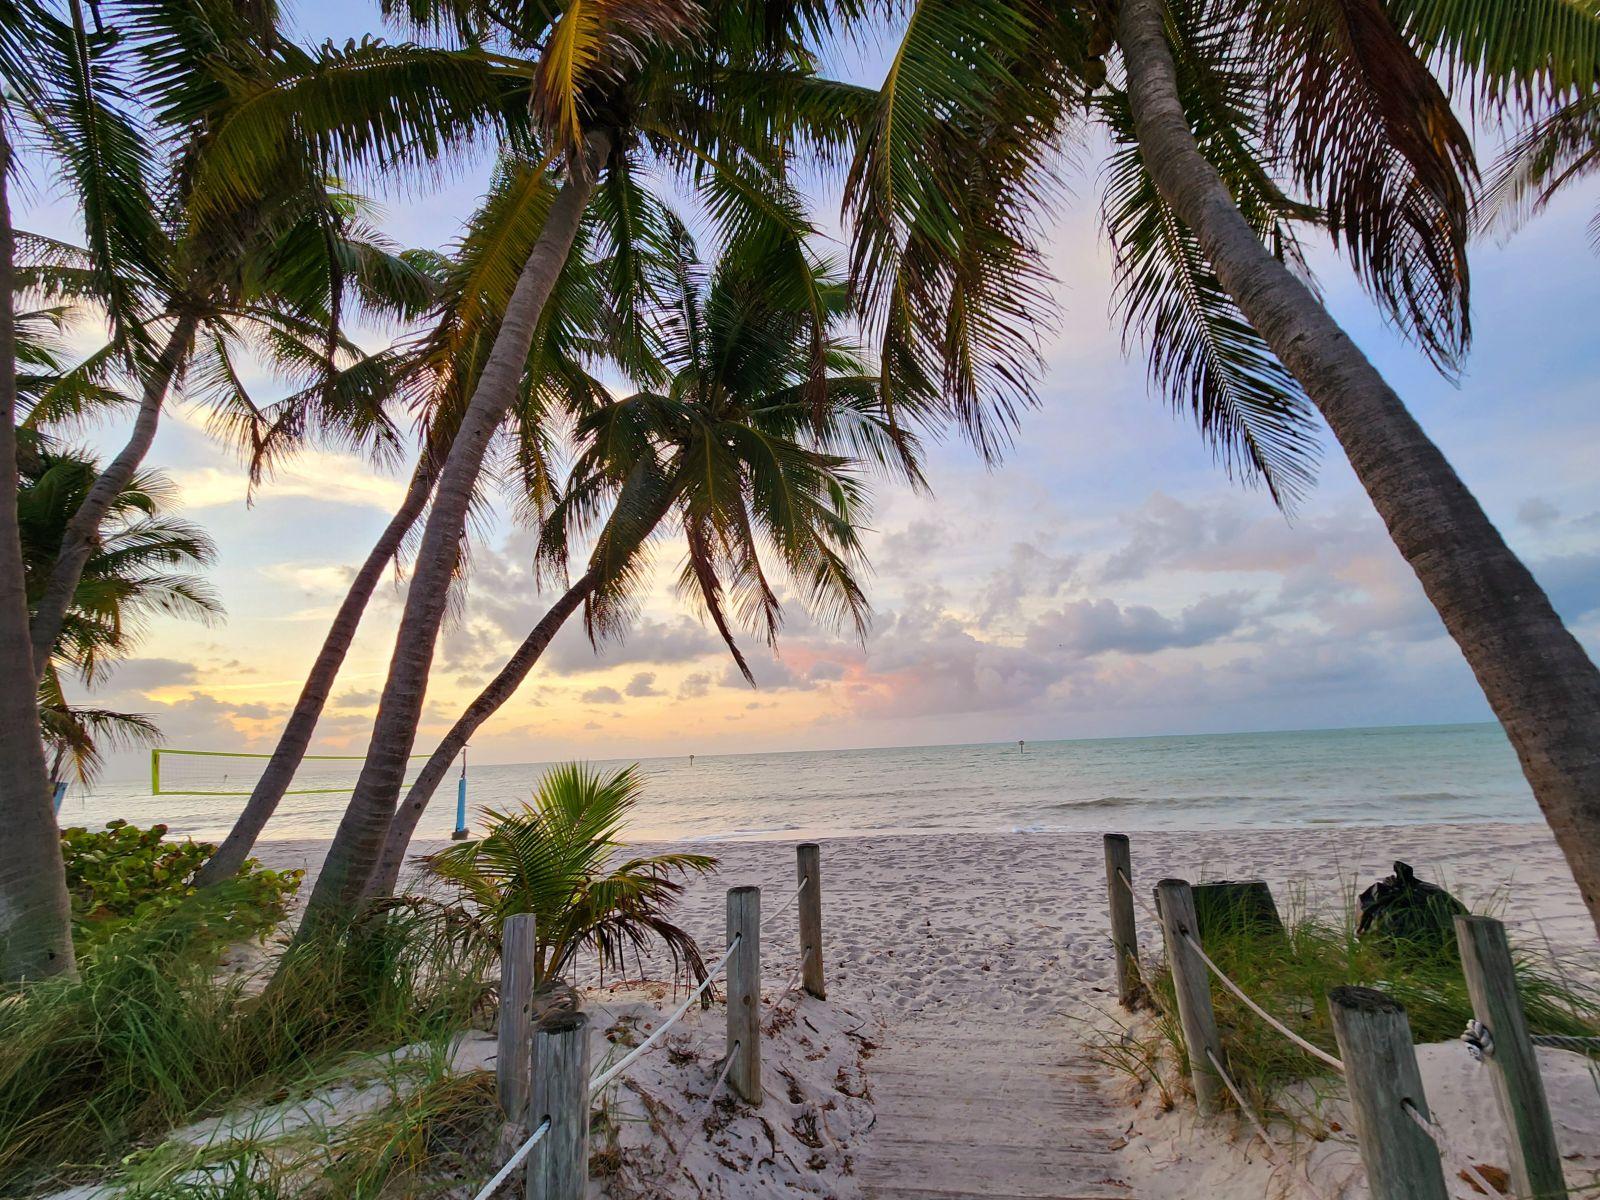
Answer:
[1018,739,1025,755]
[689,754,695,766]
[452,746,470,840]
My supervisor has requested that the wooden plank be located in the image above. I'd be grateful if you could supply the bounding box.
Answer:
[526,1009,589,1200]
[798,842,826,999]
[1328,985,1449,1200]
[1154,878,1224,1115]
[496,912,536,1126]
[726,885,762,1103]
[1455,915,1568,1200]
[1103,835,1141,1008]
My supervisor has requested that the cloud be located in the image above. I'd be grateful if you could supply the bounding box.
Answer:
[624,672,665,697]
[545,616,722,675]
[978,542,1079,623]
[106,658,202,694]
[333,689,380,708]
[677,672,712,699]
[1518,498,1561,531]
[1023,594,1249,657]
[580,685,623,704]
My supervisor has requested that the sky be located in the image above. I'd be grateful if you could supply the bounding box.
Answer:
[23,2,1600,779]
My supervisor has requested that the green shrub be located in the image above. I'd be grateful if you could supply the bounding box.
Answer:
[61,820,302,949]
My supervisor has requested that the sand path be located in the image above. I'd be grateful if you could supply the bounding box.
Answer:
[254,823,1591,1198]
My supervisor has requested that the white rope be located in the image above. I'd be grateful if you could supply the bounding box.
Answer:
[588,934,741,1097]
[1182,932,1346,1074]
[1402,1099,1500,1198]
[1117,868,1160,921]
[471,1117,551,1200]
[761,875,809,930]
[768,964,805,1012]
[1204,1048,1336,1200]
[703,1040,741,1115]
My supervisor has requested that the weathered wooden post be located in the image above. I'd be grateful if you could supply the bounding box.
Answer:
[497,913,537,1128]
[1328,986,1449,1200]
[726,885,762,1103]
[1104,834,1140,1009]
[1154,878,1224,1115]
[526,1010,590,1200]
[797,843,825,1000]
[1455,915,1568,1200]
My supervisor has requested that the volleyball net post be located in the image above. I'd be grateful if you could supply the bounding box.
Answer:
[452,747,470,841]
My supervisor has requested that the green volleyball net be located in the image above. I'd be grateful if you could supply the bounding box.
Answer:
[150,748,433,797]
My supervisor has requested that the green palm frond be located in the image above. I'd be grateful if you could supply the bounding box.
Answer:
[18,448,222,690]
[1387,0,1600,105]
[1478,91,1600,250]
[843,0,1092,459]
[423,763,717,986]
[1100,80,1319,507]
[1247,0,1478,368]
[19,0,168,343]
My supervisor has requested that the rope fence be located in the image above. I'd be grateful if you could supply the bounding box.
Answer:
[1104,834,1583,1200]
[479,841,827,1200]
[472,1119,551,1200]
[587,934,742,1097]
[1402,1099,1501,1198]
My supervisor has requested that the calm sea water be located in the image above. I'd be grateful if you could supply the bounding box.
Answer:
[58,722,1540,844]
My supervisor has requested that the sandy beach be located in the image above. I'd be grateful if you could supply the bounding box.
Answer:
[243,822,1599,1199]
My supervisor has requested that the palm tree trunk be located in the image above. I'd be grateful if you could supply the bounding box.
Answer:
[366,567,600,897]
[0,127,76,982]
[29,310,199,684]
[195,454,438,886]
[1120,0,1600,934]
[295,133,612,932]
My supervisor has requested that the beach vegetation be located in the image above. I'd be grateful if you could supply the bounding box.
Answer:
[0,888,495,1194]
[1093,881,1600,1129]
[61,820,302,951]
[421,762,719,987]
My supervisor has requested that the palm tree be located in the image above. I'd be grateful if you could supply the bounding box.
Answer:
[368,232,920,895]
[847,0,1600,934]
[24,0,437,684]
[198,146,629,885]
[0,0,433,974]
[421,762,717,987]
[213,0,876,931]
[17,442,222,787]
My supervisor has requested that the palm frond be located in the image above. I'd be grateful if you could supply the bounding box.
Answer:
[1249,0,1478,368]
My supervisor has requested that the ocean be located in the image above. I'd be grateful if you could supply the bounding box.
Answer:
[59,722,1541,844]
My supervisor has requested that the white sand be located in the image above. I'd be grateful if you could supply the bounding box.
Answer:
[245,822,1597,1198]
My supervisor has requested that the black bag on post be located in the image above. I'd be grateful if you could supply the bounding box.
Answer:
[1357,861,1467,953]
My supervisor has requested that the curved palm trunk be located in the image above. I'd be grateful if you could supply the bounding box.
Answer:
[0,130,75,981]
[29,311,199,684]
[195,455,438,886]
[1120,0,1600,934]
[295,134,611,933]
[367,568,600,897]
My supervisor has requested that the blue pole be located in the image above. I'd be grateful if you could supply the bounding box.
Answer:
[52,780,67,815]
[451,748,469,840]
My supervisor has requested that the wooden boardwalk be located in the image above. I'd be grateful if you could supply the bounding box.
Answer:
[858,1018,1133,1200]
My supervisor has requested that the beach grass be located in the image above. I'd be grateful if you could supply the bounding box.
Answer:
[0,889,498,1195]
[1092,879,1600,1128]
